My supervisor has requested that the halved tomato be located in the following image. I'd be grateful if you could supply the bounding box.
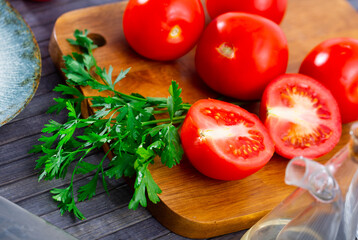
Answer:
[180,99,275,180]
[260,73,342,159]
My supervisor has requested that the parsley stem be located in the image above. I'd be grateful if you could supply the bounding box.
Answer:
[115,91,147,102]
[181,105,191,110]
[152,110,169,115]
[141,115,186,126]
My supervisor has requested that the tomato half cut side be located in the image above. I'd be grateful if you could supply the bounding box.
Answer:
[260,73,342,159]
[180,99,275,180]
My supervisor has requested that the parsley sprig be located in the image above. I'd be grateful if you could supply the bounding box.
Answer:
[31,29,189,219]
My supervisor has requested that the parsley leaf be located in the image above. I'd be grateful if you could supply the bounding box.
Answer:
[167,81,183,121]
[160,124,183,168]
[129,163,162,209]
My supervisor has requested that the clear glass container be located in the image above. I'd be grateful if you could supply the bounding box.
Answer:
[241,122,358,240]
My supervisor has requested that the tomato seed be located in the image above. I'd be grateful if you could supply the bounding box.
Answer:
[282,123,333,149]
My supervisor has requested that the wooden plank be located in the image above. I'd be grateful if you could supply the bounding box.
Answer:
[31,22,57,43]
[99,218,170,240]
[155,233,191,240]
[16,191,66,217]
[16,173,126,217]
[0,147,98,186]
[0,152,105,202]
[35,73,63,96]
[0,173,67,202]
[41,182,131,229]
[41,56,58,77]
[48,0,358,238]
[12,169,132,240]
[64,207,151,240]
[0,113,67,146]
[38,40,50,58]
[11,91,60,123]
[0,133,42,165]
[0,158,38,185]
[12,0,120,27]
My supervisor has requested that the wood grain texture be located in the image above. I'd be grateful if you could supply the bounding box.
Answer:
[48,0,358,238]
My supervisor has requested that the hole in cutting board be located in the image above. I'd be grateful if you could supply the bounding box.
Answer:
[88,33,106,47]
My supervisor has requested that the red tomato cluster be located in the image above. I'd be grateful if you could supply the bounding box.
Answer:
[122,0,357,181]
[123,0,289,99]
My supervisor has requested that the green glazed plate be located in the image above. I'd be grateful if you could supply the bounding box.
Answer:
[0,0,41,126]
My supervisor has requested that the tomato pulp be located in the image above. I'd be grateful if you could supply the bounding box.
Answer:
[206,0,287,24]
[299,38,358,123]
[180,99,275,180]
[260,74,342,159]
[123,0,205,61]
[195,12,288,100]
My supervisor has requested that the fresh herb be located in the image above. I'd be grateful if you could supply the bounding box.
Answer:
[31,29,190,220]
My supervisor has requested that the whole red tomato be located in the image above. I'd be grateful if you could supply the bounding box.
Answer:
[123,0,205,61]
[299,38,358,123]
[195,12,288,100]
[180,99,275,180]
[260,74,342,159]
[206,0,287,24]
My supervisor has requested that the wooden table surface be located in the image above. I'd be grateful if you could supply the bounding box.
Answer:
[1,0,357,239]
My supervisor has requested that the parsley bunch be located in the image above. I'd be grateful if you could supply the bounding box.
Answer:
[31,30,190,220]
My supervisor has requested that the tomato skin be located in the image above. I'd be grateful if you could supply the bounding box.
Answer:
[299,38,358,123]
[260,74,342,159]
[195,12,288,100]
[206,0,287,24]
[123,0,205,61]
[180,99,275,180]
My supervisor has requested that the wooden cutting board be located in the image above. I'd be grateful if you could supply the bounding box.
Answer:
[49,0,358,238]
